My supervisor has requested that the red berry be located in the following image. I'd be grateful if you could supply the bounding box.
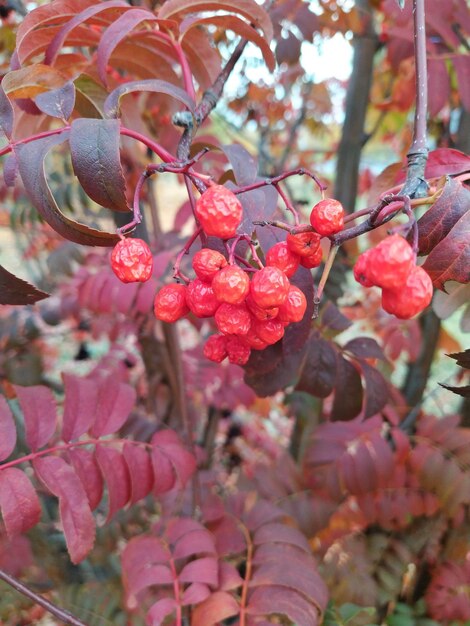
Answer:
[286,231,321,258]
[250,266,290,309]
[212,265,250,304]
[186,279,220,317]
[241,326,268,350]
[246,294,279,321]
[309,198,344,236]
[381,265,433,319]
[154,284,189,322]
[367,235,414,289]
[265,241,300,278]
[111,237,153,283]
[195,184,243,239]
[252,318,285,345]
[193,248,227,282]
[353,250,374,287]
[226,336,251,365]
[215,302,251,335]
[277,285,307,323]
[203,334,228,363]
[300,245,323,269]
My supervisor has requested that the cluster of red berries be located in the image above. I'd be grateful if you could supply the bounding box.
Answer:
[353,234,433,319]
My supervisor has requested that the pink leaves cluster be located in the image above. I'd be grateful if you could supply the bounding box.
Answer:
[0,376,196,563]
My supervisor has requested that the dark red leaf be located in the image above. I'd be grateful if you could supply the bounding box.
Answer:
[296,333,337,398]
[14,134,119,247]
[67,448,104,511]
[453,55,470,112]
[33,456,95,563]
[70,118,129,213]
[90,376,136,437]
[104,79,195,118]
[0,265,49,305]
[222,144,258,185]
[254,522,311,553]
[191,591,239,626]
[0,396,16,462]
[122,442,154,505]
[0,84,14,139]
[422,210,470,289]
[247,586,322,626]
[276,32,302,65]
[319,301,352,333]
[14,385,56,452]
[330,355,363,421]
[61,374,99,442]
[181,27,221,90]
[358,360,390,418]
[428,58,449,117]
[343,337,386,361]
[35,81,75,120]
[447,349,470,369]
[3,154,18,187]
[0,534,34,576]
[424,149,470,178]
[181,582,211,606]
[95,445,131,521]
[173,529,216,559]
[0,468,41,537]
[179,557,219,586]
[439,383,470,397]
[151,430,196,495]
[418,179,470,255]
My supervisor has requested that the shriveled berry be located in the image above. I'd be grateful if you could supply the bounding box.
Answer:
[286,230,321,258]
[353,250,374,287]
[250,266,290,309]
[193,248,227,282]
[186,279,219,317]
[212,265,250,304]
[265,241,300,278]
[226,336,251,365]
[367,235,414,289]
[203,334,228,363]
[252,318,285,345]
[154,284,189,322]
[215,302,251,335]
[195,184,243,239]
[382,265,433,319]
[246,294,278,321]
[309,198,344,236]
[300,245,323,269]
[277,285,307,323]
[111,237,153,283]
[240,326,268,351]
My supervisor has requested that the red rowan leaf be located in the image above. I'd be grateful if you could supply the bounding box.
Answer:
[0,265,49,305]
[173,529,217,559]
[14,385,57,451]
[191,591,239,626]
[247,586,322,626]
[453,55,470,112]
[181,582,211,605]
[447,349,470,369]
[211,515,247,556]
[0,396,16,462]
[122,443,154,505]
[33,456,95,563]
[343,337,386,361]
[91,376,136,437]
[219,562,244,590]
[70,118,129,213]
[61,374,98,442]
[296,333,337,398]
[181,27,221,89]
[276,31,302,65]
[418,179,470,255]
[424,149,470,178]
[34,81,75,121]
[179,557,218,586]
[147,598,177,624]
[254,523,311,553]
[0,85,14,139]
[319,301,352,333]
[0,468,41,537]
[158,0,273,42]
[358,360,390,418]
[97,8,158,84]
[330,355,363,421]
[151,430,196,495]
[428,58,449,117]
[104,79,195,118]
[2,64,69,100]
[422,210,470,289]
[14,134,119,246]
[0,534,34,577]
[3,154,18,187]
[95,446,131,521]
[67,448,104,511]
[244,500,284,531]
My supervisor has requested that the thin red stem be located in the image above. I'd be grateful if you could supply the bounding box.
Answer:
[168,557,183,626]
[274,182,300,226]
[155,31,196,101]
[173,226,203,282]
[229,235,264,268]
[119,126,174,162]
[0,126,69,157]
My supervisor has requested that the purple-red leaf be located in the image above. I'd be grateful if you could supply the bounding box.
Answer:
[424,149,470,178]
[191,591,239,626]
[296,333,337,398]
[173,529,216,559]
[330,355,363,421]
[0,85,14,139]
[14,385,56,452]
[179,557,218,586]
[344,337,386,361]
[254,523,311,553]
[146,598,177,625]
[3,154,18,188]
[247,586,323,626]
[359,360,390,418]
[35,81,75,120]
[453,55,470,112]
[422,210,470,290]
[418,179,470,255]
[61,374,99,442]
[14,134,119,247]
[70,118,129,213]
[95,445,131,521]
[0,265,49,305]
[151,430,196,495]
[122,442,154,505]
[181,582,211,606]
[104,79,195,118]
[0,468,41,537]
[33,456,95,563]
[0,396,16,462]
[67,448,104,511]
[91,376,136,437]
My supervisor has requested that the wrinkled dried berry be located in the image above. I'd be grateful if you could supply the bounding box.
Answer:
[309,198,344,236]
[382,265,433,319]
[195,184,243,239]
[212,265,250,304]
[154,284,189,322]
[111,237,153,283]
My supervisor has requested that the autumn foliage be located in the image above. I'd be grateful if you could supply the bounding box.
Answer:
[0,0,469,625]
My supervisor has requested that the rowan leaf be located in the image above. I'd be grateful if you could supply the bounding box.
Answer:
[90,375,136,437]
[296,333,337,398]
[2,64,69,99]
[13,385,57,451]
[191,591,239,626]
[247,586,322,626]
[358,360,390,418]
[0,84,14,139]
[0,397,16,462]
[35,80,75,120]
[61,374,99,442]
[122,443,154,505]
[343,337,386,361]
[104,79,195,118]
[151,430,196,494]
[0,468,41,537]
[33,456,95,563]
[0,265,49,305]
[67,448,104,511]
[95,446,131,521]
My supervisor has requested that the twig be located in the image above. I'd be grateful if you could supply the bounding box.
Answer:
[0,569,87,626]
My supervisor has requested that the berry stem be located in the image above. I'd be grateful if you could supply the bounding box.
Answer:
[233,167,326,198]
[313,244,339,317]
[155,31,196,102]
[119,125,175,162]
[173,226,203,283]
[274,182,300,226]
[229,235,264,268]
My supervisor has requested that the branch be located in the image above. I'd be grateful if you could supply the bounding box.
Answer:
[0,569,87,626]
[400,0,429,198]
